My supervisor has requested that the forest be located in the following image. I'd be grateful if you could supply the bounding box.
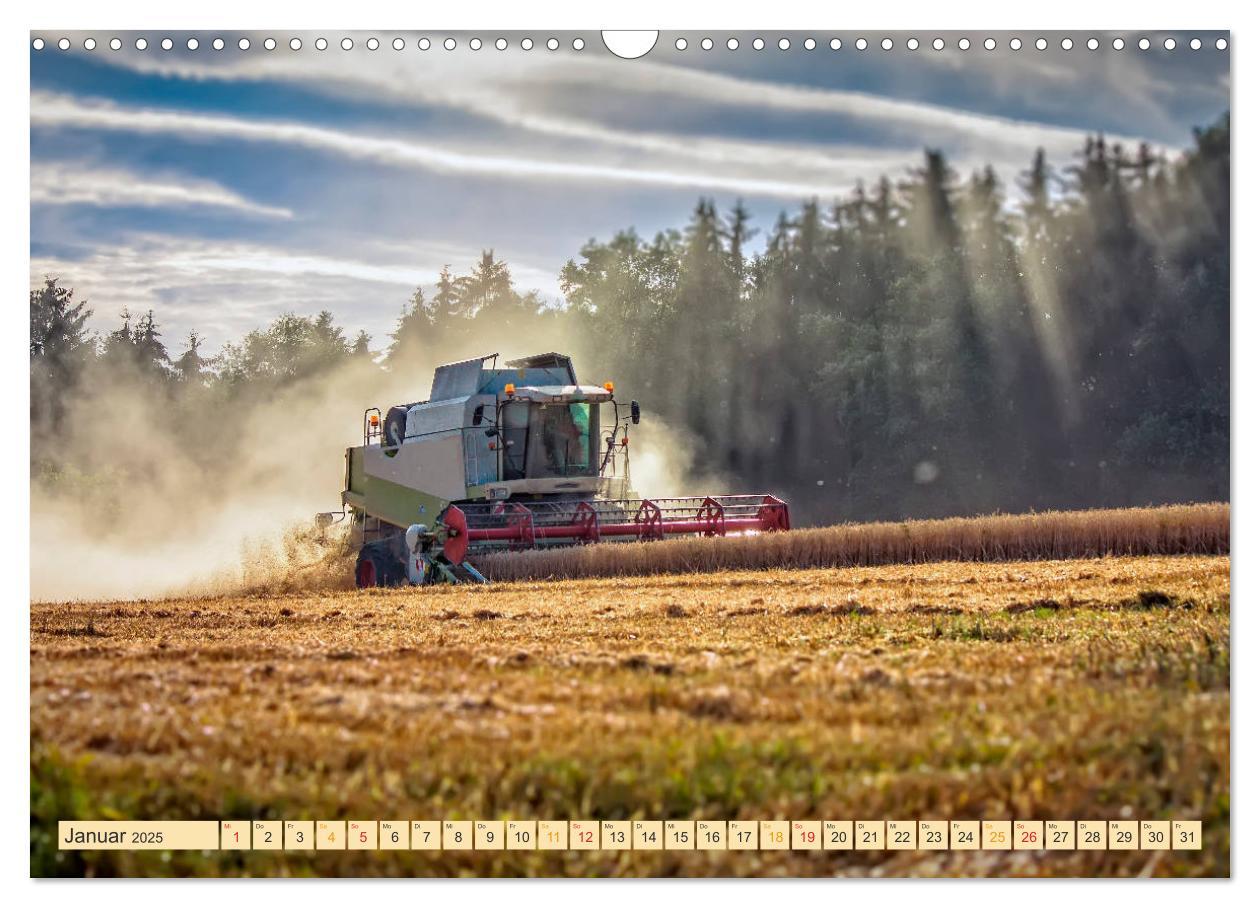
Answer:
[30,115,1229,526]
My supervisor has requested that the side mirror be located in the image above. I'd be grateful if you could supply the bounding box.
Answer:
[472,404,485,426]
[630,400,641,425]
[484,427,500,438]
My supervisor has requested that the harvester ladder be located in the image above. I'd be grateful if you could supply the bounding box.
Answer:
[360,513,391,547]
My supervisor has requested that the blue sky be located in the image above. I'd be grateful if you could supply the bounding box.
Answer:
[30,30,1229,355]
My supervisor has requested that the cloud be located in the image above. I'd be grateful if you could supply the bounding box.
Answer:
[84,41,1171,168]
[30,91,905,199]
[30,160,292,218]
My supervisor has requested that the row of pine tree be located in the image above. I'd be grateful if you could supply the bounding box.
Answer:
[30,116,1229,524]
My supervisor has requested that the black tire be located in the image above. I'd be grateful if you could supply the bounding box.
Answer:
[383,406,409,448]
[355,539,406,588]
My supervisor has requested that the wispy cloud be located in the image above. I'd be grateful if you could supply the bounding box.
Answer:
[31,91,903,199]
[91,44,1168,167]
[31,161,292,218]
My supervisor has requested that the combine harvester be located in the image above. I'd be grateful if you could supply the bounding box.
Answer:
[340,353,791,586]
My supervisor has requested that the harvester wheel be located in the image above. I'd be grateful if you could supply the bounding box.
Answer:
[383,406,408,448]
[355,557,379,588]
[354,541,405,589]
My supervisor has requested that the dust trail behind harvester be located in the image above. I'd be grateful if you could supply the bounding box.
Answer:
[31,358,402,601]
[29,329,710,601]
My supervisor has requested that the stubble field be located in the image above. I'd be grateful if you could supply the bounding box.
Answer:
[31,551,1229,877]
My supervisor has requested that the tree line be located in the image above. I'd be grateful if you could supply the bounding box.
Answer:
[30,114,1229,525]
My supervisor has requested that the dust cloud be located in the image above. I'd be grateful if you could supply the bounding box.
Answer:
[31,359,413,601]
[30,328,715,602]
[625,417,729,500]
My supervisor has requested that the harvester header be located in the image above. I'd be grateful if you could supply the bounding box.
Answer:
[339,352,790,586]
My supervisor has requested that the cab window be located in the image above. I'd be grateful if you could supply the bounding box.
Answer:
[530,402,597,477]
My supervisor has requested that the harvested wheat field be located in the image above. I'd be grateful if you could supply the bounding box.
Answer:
[31,552,1229,877]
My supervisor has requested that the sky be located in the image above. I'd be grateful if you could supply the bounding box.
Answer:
[29,30,1230,356]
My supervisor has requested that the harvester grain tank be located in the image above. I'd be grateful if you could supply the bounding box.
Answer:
[339,353,790,586]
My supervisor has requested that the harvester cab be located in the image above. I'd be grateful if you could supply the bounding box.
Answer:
[341,352,789,587]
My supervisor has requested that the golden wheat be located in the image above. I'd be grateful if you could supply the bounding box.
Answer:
[476,503,1229,582]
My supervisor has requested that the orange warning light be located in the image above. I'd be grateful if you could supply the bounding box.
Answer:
[505,383,516,396]
[604,381,615,393]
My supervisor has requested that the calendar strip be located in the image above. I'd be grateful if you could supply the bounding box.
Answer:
[59,819,1202,852]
